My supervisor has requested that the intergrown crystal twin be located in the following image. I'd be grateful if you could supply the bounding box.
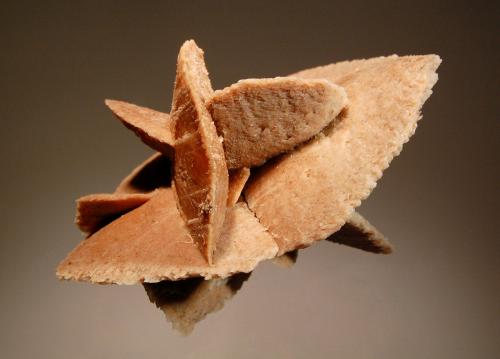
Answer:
[57,40,441,284]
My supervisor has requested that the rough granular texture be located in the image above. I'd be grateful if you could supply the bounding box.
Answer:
[245,55,441,255]
[208,77,347,169]
[170,40,229,265]
[56,189,278,284]
[57,54,441,285]
[105,100,174,158]
[76,192,155,235]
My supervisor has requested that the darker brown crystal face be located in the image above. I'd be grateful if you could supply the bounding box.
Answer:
[170,40,228,264]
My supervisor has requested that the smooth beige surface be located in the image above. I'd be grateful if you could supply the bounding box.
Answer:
[245,55,440,255]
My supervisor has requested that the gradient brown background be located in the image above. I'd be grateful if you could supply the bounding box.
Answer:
[1,1,498,358]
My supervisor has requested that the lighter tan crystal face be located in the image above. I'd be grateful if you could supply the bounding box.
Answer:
[56,189,278,284]
[208,77,347,169]
[171,40,229,265]
[245,55,441,255]
[76,192,155,235]
[105,100,174,157]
